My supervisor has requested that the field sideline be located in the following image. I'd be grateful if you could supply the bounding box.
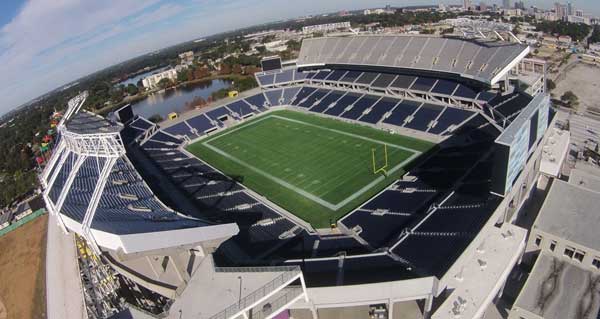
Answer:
[187,110,434,227]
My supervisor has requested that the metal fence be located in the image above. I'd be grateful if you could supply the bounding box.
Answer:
[208,267,302,319]
[214,266,300,273]
[250,286,303,319]
[0,208,46,238]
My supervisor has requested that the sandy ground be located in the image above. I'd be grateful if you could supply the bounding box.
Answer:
[0,214,48,319]
[554,63,600,113]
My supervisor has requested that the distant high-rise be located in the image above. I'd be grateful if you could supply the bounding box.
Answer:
[515,0,525,10]
[463,0,472,11]
[502,0,511,9]
[479,1,488,11]
[567,2,573,15]
[554,2,568,20]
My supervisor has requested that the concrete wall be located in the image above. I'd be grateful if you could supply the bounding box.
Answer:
[526,228,600,272]
[291,276,436,310]
[508,307,544,319]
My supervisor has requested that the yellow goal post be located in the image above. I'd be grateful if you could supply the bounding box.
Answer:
[371,143,389,175]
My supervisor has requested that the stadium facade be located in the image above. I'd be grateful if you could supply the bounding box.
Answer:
[43,35,553,319]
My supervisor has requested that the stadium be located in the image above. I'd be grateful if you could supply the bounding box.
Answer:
[42,34,552,319]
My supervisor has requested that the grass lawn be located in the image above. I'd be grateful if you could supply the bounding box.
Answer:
[187,110,433,227]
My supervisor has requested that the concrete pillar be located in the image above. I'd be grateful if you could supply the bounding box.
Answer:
[310,304,318,319]
[300,275,309,302]
[423,294,434,319]
[388,299,394,319]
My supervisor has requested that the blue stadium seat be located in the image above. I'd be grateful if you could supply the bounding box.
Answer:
[341,95,379,120]
[291,87,317,105]
[309,91,345,113]
[257,73,275,87]
[359,97,398,124]
[244,93,268,110]
[298,89,329,108]
[164,122,195,139]
[430,79,458,96]
[264,89,283,106]
[404,104,443,131]
[282,87,301,105]
[428,107,473,135]
[382,100,421,126]
[186,114,216,134]
[228,100,255,117]
[324,93,362,116]
[274,69,294,84]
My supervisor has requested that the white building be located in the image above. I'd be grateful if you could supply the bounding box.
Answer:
[263,40,288,52]
[364,8,392,15]
[141,68,178,89]
[302,22,350,35]
[463,0,472,11]
[510,177,600,319]
[178,50,194,67]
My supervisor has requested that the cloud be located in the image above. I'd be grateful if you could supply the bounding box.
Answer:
[0,0,161,113]
[129,3,186,28]
[0,0,444,115]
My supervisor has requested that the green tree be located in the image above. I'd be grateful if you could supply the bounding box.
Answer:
[158,78,173,89]
[256,45,267,54]
[126,83,139,95]
[148,114,163,123]
[177,71,189,82]
[286,39,301,51]
[561,91,579,108]
[546,79,556,91]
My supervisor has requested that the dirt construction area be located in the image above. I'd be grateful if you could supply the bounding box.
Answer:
[0,214,47,319]
[554,63,600,112]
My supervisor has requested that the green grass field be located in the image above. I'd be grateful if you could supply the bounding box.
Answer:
[187,110,433,228]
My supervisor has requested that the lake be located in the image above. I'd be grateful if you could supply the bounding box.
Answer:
[131,79,232,118]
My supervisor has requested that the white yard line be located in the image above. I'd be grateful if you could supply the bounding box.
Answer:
[201,113,423,210]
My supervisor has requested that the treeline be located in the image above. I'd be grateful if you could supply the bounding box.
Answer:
[589,25,600,44]
[535,21,591,42]
[0,87,78,207]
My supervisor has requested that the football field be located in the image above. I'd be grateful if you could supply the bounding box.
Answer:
[187,110,433,227]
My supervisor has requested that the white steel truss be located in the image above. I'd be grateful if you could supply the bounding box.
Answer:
[60,130,125,158]
[40,141,66,188]
[81,156,117,255]
[60,91,89,127]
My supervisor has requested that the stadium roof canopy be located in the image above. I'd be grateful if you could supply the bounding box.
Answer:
[42,93,239,254]
[297,35,529,86]
[65,111,122,134]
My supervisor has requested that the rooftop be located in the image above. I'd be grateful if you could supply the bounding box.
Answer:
[540,128,570,178]
[569,168,600,192]
[534,179,600,251]
[432,223,527,319]
[513,252,600,319]
[65,110,122,135]
[495,93,547,146]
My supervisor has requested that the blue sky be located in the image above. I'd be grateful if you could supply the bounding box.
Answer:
[0,0,597,115]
